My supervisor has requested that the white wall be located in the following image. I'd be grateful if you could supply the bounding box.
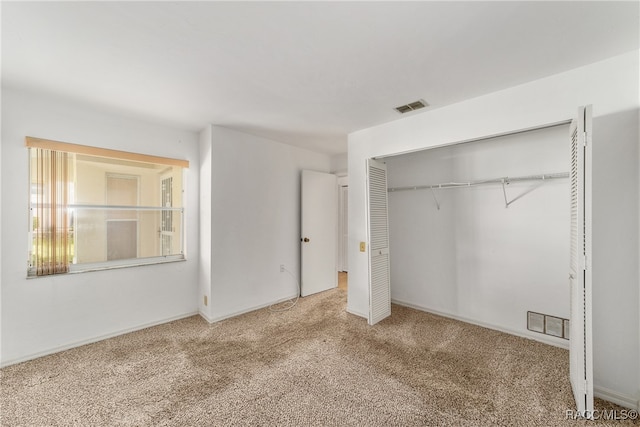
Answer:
[0,85,3,363]
[590,109,640,406]
[385,125,570,346]
[0,87,200,366]
[330,152,348,175]
[199,126,331,322]
[348,50,640,407]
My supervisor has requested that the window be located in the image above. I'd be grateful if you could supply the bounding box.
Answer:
[27,137,188,277]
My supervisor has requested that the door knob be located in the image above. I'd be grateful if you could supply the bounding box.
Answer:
[301,237,310,242]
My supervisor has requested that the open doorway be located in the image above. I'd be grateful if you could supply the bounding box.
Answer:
[337,175,348,291]
[338,272,348,291]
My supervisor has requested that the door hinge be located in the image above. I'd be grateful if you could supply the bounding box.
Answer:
[583,255,588,270]
[583,132,588,146]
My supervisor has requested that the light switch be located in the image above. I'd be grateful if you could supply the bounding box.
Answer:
[359,242,366,252]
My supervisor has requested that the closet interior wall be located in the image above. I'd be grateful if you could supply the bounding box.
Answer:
[384,125,570,345]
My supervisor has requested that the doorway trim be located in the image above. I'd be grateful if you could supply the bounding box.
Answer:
[338,177,348,273]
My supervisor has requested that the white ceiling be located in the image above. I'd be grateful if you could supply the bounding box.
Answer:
[2,2,638,155]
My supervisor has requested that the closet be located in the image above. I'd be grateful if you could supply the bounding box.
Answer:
[366,106,594,416]
[382,124,571,338]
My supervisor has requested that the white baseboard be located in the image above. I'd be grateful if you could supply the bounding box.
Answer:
[202,293,299,324]
[391,299,569,350]
[198,309,214,323]
[346,306,367,319]
[0,311,198,368]
[594,385,640,411]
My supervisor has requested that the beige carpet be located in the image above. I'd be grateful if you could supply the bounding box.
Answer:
[1,288,636,426]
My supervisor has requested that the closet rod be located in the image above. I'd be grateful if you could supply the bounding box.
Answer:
[387,172,569,193]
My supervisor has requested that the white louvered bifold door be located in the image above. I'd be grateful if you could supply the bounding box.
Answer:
[367,159,391,325]
[569,105,593,417]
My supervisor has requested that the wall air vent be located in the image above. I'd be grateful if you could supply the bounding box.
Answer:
[527,311,569,340]
[395,99,428,114]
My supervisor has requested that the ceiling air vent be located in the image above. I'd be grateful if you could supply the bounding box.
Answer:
[395,99,428,114]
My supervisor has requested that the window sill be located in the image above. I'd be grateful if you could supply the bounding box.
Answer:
[27,256,186,278]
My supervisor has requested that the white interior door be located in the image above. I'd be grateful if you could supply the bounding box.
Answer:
[569,105,593,417]
[366,159,391,325]
[301,170,337,297]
